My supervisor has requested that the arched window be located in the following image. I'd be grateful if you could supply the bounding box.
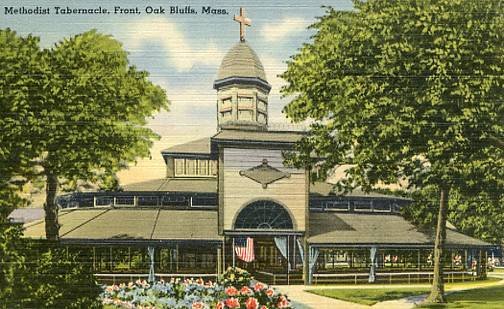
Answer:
[234,200,293,229]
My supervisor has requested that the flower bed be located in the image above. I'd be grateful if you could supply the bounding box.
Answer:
[101,268,292,309]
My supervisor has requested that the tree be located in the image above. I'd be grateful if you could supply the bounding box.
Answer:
[1,29,103,307]
[30,30,168,240]
[404,167,504,244]
[0,28,42,302]
[0,28,44,217]
[281,0,503,303]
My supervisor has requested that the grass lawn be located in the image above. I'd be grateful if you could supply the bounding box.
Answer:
[306,278,502,306]
[307,288,430,306]
[491,267,504,273]
[420,284,504,308]
[445,277,500,289]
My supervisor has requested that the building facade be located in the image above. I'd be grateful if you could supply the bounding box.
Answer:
[22,12,491,285]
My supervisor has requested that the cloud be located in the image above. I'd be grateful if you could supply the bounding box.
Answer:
[261,56,287,95]
[261,17,310,42]
[124,17,224,71]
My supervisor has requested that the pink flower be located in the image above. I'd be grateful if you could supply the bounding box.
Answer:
[266,288,274,297]
[192,301,206,309]
[254,282,267,292]
[240,286,253,295]
[277,295,290,308]
[216,302,225,309]
[225,297,241,308]
[246,297,259,309]
[225,286,239,296]
[260,306,268,309]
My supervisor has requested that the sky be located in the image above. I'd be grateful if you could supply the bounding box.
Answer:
[1,0,354,184]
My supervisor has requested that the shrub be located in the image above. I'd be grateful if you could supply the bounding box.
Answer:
[101,267,292,309]
[1,240,101,308]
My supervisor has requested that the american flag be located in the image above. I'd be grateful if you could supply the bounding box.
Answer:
[235,237,255,262]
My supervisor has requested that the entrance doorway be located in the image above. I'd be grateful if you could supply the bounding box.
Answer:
[224,235,303,284]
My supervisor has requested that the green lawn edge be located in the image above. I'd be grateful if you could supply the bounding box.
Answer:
[419,284,504,308]
[306,288,430,306]
[306,278,503,306]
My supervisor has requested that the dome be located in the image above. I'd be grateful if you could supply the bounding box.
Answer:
[216,42,267,82]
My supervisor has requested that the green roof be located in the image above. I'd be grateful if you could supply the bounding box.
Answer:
[122,178,217,193]
[212,129,303,144]
[161,138,212,156]
[23,208,221,242]
[309,212,490,247]
[216,42,267,81]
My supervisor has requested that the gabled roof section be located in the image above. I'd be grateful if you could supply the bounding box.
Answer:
[212,129,304,145]
[161,137,212,156]
[8,208,45,224]
[122,178,217,193]
[309,212,490,247]
[23,208,221,242]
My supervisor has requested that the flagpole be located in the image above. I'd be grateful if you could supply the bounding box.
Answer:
[232,237,236,268]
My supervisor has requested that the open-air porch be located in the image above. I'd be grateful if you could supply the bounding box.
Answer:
[21,207,492,285]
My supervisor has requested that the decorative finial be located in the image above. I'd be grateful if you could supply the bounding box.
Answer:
[233,7,251,42]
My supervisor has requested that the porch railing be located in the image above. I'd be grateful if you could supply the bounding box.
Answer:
[95,273,218,285]
[312,270,475,285]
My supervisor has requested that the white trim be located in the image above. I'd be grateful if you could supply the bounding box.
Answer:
[325,201,350,212]
[114,196,136,207]
[353,201,373,212]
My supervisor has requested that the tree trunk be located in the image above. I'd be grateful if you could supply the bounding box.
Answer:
[44,171,60,241]
[427,186,450,303]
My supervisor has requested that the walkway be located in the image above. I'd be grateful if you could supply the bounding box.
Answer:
[279,275,504,309]
[276,285,368,309]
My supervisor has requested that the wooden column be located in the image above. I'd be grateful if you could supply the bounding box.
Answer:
[128,247,132,270]
[109,247,113,271]
[217,245,222,276]
[293,235,296,270]
[482,250,488,279]
[418,249,421,271]
[92,247,96,271]
[303,239,310,285]
[464,249,468,271]
[287,235,290,285]
[169,247,173,272]
[222,239,226,271]
[232,237,236,268]
[176,243,179,272]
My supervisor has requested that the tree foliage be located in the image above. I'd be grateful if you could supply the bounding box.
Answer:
[281,0,503,303]
[0,28,166,306]
[404,185,504,244]
[28,30,168,240]
[0,29,43,183]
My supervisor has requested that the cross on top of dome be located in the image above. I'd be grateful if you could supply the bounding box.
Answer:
[233,7,251,42]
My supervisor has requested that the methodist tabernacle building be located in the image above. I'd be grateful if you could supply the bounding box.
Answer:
[21,9,491,285]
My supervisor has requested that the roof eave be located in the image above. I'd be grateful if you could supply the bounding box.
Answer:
[213,76,271,92]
